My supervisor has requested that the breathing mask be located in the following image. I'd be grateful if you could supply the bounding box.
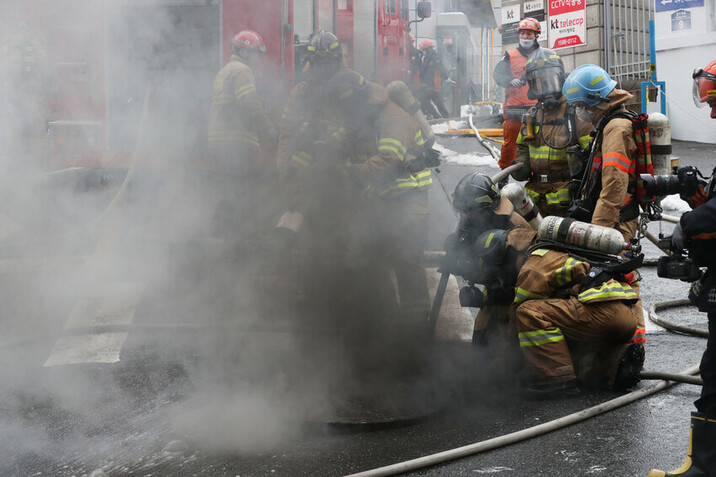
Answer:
[575,105,594,123]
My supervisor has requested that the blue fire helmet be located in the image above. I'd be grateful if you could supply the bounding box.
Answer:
[562,64,617,107]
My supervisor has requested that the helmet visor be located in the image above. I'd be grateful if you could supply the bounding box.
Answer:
[692,68,716,107]
[527,66,563,99]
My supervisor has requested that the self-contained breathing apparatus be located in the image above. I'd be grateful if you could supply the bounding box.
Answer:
[536,216,644,292]
[440,216,645,309]
[441,173,518,308]
[568,109,658,223]
[520,48,586,192]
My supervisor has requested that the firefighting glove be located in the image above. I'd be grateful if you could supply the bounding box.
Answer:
[671,222,686,252]
[509,78,523,88]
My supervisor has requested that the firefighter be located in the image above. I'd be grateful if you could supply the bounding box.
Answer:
[417,40,450,119]
[511,48,593,217]
[492,17,540,171]
[326,68,433,339]
[562,64,647,390]
[562,64,641,240]
[448,173,535,350]
[511,245,643,399]
[648,59,716,477]
[0,21,51,170]
[276,30,345,192]
[207,30,277,242]
[273,31,348,293]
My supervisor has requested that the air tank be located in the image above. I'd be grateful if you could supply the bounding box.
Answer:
[387,80,435,147]
[647,112,672,176]
[538,216,629,255]
[501,183,542,230]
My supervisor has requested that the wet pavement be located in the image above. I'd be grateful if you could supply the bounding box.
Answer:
[0,137,713,476]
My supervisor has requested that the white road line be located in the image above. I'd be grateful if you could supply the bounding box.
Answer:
[44,281,144,367]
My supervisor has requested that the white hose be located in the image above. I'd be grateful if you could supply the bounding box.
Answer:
[344,364,701,477]
[659,213,680,224]
[468,112,500,162]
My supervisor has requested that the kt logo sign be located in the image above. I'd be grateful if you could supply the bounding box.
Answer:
[551,19,559,29]
[507,9,515,19]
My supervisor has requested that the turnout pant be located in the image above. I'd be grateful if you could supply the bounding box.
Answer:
[514,297,639,386]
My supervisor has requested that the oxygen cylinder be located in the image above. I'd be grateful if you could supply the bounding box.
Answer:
[647,112,671,176]
[521,112,535,140]
[501,183,543,229]
[538,216,629,255]
[387,80,435,147]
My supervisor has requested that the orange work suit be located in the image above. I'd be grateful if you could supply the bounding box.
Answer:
[493,47,537,169]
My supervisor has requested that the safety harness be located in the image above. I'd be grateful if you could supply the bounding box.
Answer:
[570,109,655,223]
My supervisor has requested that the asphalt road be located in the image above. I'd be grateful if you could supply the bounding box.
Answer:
[0,137,714,477]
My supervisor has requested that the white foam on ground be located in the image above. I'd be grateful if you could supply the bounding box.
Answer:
[660,194,690,214]
[434,143,496,167]
[431,119,469,134]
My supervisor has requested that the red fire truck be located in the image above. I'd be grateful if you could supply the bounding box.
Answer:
[13,0,432,170]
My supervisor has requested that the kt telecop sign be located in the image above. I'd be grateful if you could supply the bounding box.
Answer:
[548,0,587,49]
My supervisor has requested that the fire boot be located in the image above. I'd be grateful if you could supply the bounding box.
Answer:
[648,413,716,476]
[613,342,645,391]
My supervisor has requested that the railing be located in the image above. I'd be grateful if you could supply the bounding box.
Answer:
[604,0,653,88]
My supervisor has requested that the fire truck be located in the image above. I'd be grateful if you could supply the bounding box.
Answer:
[13,0,483,170]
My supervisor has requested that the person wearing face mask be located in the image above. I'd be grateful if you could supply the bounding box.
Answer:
[492,18,541,171]
[562,64,640,243]
[561,65,647,387]
[447,173,535,355]
[511,48,593,217]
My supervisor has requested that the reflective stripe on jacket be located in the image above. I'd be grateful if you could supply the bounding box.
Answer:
[515,98,593,212]
[512,249,638,307]
[208,55,273,155]
[589,90,638,231]
[354,102,433,198]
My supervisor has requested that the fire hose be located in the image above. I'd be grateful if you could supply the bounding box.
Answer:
[413,242,707,477]
[350,296,705,477]
[344,367,701,477]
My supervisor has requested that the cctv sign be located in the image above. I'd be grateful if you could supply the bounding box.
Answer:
[548,0,587,49]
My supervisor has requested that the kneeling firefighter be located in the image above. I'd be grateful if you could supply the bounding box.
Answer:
[511,48,593,218]
[512,216,645,399]
[444,172,536,353]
